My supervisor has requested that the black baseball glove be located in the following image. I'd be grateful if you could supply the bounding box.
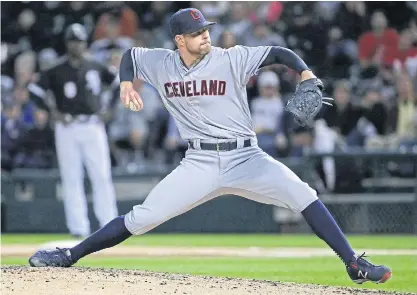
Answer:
[284,78,333,126]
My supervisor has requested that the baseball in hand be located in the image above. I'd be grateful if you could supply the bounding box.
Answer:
[120,81,144,112]
[129,101,139,111]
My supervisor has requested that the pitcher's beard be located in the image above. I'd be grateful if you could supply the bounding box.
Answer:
[187,42,211,56]
[200,43,211,55]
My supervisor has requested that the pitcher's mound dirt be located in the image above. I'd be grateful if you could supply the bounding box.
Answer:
[1,266,409,295]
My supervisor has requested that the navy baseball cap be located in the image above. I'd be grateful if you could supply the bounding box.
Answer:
[169,8,216,37]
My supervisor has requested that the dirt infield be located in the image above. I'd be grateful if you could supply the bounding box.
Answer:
[1,266,410,295]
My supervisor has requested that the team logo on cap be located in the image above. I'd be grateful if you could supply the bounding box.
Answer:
[190,10,201,20]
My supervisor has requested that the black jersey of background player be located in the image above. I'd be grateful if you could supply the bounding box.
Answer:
[28,23,118,116]
[29,56,117,115]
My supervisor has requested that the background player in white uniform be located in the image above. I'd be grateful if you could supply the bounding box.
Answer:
[28,24,119,237]
[29,9,392,285]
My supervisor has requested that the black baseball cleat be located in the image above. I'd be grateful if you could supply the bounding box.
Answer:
[346,253,392,284]
[29,247,75,267]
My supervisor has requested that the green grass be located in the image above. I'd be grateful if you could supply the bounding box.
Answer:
[2,233,417,249]
[3,255,417,293]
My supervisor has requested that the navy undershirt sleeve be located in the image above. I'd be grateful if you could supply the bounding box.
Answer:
[260,46,309,74]
[119,49,135,82]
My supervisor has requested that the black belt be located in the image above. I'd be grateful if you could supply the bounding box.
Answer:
[188,139,252,151]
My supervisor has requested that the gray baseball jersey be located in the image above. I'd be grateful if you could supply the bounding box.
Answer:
[131,46,271,140]
[124,45,318,235]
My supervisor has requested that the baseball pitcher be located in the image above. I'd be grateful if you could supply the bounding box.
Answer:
[29,9,391,285]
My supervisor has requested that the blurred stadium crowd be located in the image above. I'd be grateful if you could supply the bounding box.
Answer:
[1,2,417,192]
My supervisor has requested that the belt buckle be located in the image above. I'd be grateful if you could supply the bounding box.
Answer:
[216,143,220,152]
[63,114,72,124]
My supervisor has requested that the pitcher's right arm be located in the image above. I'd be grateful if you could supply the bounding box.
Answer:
[119,48,170,111]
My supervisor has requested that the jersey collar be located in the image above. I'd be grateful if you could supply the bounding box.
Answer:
[175,49,212,77]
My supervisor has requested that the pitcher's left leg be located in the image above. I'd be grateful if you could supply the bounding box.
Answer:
[225,148,391,284]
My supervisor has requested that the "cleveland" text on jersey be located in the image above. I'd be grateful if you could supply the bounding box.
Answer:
[164,80,226,98]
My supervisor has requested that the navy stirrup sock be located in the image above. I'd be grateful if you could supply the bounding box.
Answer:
[70,215,132,262]
[302,200,355,265]
[69,202,355,265]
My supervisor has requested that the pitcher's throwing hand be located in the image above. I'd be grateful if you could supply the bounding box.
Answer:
[120,81,143,111]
